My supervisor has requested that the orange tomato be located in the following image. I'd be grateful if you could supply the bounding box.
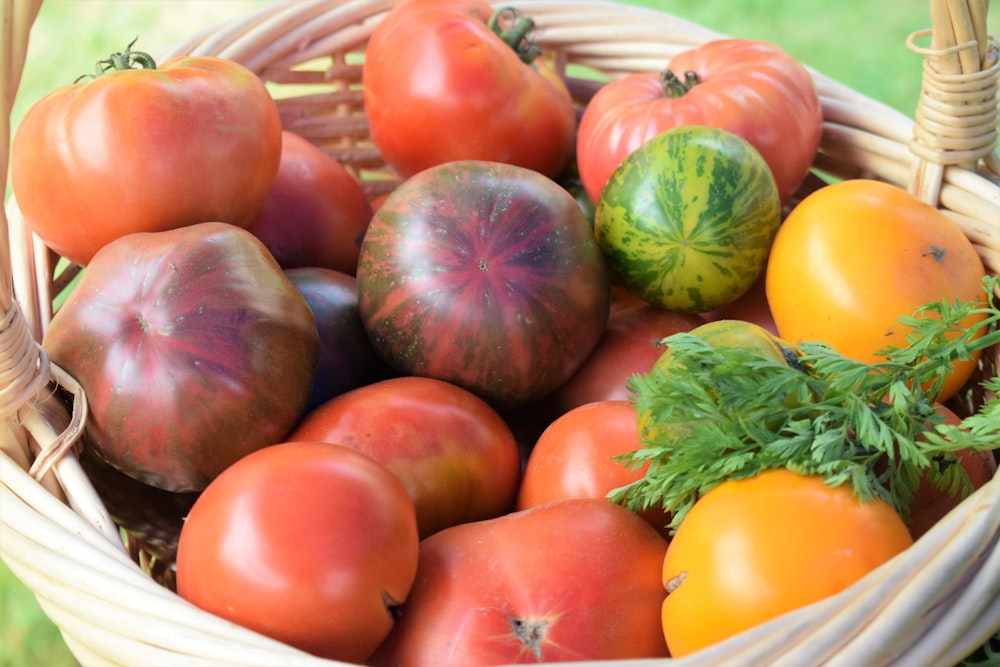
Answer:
[765,179,988,401]
[516,400,671,538]
[660,468,913,657]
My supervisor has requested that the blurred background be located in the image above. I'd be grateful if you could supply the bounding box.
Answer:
[3,1,996,665]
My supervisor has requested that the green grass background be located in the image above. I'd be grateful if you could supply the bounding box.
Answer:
[3,1,997,666]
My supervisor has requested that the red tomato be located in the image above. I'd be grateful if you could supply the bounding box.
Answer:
[11,46,282,266]
[362,0,577,180]
[369,498,670,665]
[176,441,419,663]
[661,468,913,657]
[517,400,672,537]
[288,376,522,538]
[540,303,705,417]
[576,38,822,205]
[246,131,373,275]
[907,403,997,540]
[765,179,989,402]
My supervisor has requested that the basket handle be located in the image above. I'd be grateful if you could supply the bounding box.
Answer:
[907,0,1000,204]
[1,0,97,514]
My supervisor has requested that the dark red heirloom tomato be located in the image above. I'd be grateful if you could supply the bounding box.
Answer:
[576,38,822,205]
[247,131,373,275]
[369,498,669,666]
[289,375,522,538]
[43,222,320,492]
[285,267,393,411]
[177,441,419,664]
[362,0,577,180]
[11,44,282,266]
[356,160,611,409]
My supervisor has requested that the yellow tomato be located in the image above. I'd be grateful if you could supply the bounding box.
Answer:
[765,179,988,401]
[660,468,913,657]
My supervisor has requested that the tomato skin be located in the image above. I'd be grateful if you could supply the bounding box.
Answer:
[284,267,394,412]
[369,498,670,665]
[517,400,672,537]
[289,376,522,538]
[577,38,822,205]
[539,304,704,419]
[42,222,320,492]
[765,179,988,401]
[906,403,997,540]
[362,0,576,180]
[176,441,419,664]
[356,160,610,409]
[661,469,913,657]
[702,271,778,335]
[594,125,782,313]
[247,131,372,275]
[11,55,282,266]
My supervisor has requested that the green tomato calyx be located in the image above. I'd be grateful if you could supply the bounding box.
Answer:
[489,7,541,65]
[94,38,157,77]
[661,69,702,98]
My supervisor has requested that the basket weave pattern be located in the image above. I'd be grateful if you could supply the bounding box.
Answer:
[2,1,999,666]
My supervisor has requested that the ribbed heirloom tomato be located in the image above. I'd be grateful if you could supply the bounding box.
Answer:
[765,179,989,401]
[370,498,670,665]
[576,38,822,205]
[11,44,282,266]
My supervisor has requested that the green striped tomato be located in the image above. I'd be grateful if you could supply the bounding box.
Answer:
[594,125,781,313]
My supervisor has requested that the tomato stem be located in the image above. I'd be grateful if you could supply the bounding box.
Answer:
[488,7,541,65]
[94,38,157,77]
[660,69,701,98]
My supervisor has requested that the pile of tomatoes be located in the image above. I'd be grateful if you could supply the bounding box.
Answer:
[9,0,997,664]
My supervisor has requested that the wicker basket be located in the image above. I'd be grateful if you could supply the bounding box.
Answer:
[2,1,999,665]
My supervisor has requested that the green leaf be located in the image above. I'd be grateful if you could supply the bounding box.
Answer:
[618,274,1000,532]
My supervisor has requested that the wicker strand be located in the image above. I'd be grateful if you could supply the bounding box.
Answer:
[907,0,1000,205]
[1,1,999,666]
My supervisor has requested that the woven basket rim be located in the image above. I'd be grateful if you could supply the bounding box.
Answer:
[2,1,999,666]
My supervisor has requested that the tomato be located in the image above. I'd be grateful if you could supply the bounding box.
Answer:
[702,270,779,335]
[11,44,282,266]
[42,222,320,492]
[285,267,394,412]
[176,441,419,663]
[765,179,989,402]
[576,38,822,205]
[640,318,796,447]
[595,125,781,313]
[905,403,997,540]
[246,131,373,275]
[517,400,672,537]
[288,376,522,538]
[661,468,913,657]
[356,160,611,409]
[369,498,669,665]
[538,304,704,419]
[362,0,576,180]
